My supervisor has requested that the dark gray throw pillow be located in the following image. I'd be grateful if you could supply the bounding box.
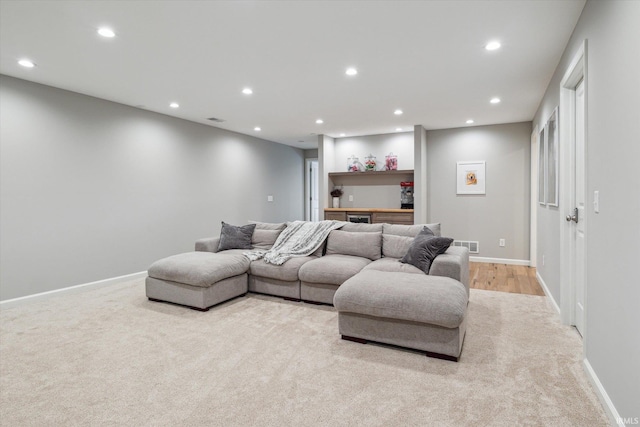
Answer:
[218,222,256,251]
[400,226,453,274]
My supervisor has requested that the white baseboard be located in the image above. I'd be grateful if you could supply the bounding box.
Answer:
[583,359,625,427]
[469,256,530,266]
[0,271,147,310]
[536,272,561,315]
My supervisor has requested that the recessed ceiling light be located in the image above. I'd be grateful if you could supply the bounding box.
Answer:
[340,133,346,137]
[466,119,474,124]
[97,27,116,38]
[490,97,501,104]
[395,127,402,132]
[254,127,261,131]
[345,67,358,76]
[394,109,403,115]
[18,59,35,68]
[242,88,253,95]
[485,41,501,51]
[316,119,324,124]
[169,102,179,108]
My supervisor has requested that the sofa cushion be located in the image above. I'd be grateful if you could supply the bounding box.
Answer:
[382,235,414,259]
[148,252,249,288]
[382,223,441,258]
[400,227,453,274]
[247,221,287,249]
[334,270,467,328]
[339,222,383,233]
[249,256,315,282]
[362,257,424,275]
[299,254,371,285]
[325,230,382,261]
[383,222,441,237]
[249,221,287,231]
[218,222,256,251]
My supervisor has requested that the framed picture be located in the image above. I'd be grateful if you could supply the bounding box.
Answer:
[538,126,546,205]
[546,108,559,206]
[456,161,486,195]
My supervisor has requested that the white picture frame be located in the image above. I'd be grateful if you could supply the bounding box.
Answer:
[546,108,559,206]
[538,126,546,205]
[456,161,486,195]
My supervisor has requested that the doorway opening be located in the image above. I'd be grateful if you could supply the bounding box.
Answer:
[305,159,319,222]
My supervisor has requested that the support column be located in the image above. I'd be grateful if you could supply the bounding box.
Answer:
[318,134,335,216]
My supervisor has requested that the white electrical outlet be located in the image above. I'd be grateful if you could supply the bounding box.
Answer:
[348,195,354,202]
[499,239,505,247]
[267,195,273,202]
[594,190,599,213]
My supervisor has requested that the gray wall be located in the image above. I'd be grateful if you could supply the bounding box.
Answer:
[0,75,304,300]
[427,123,531,260]
[533,0,640,421]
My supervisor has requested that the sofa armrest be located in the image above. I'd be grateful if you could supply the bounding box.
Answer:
[195,237,220,253]
[430,246,470,297]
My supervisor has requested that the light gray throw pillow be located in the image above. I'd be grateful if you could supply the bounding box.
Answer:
[325,230,382,261]
[248,221,287,249]
[400,226,453,274]
[218,222,256,251]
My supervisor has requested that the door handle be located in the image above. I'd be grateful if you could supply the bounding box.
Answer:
[566,207,578,223]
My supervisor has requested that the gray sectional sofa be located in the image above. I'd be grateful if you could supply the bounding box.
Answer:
[146,220,470,360]
[192,221,469,304]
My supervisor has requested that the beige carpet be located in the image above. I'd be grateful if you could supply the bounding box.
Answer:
[0,279,609,426]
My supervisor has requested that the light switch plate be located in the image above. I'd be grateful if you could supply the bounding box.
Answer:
[593,191,599,213]
[267,195,274,202]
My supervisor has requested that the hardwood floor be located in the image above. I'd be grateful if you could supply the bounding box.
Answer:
[469,262,545,296]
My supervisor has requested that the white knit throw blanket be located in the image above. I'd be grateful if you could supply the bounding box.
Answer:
[244,220,343,265]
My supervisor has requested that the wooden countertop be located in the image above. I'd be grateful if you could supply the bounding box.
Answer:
[324,208,414,213]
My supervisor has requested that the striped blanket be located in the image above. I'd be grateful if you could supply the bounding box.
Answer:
[244,220,343,265]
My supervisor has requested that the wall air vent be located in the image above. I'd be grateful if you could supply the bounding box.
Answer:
[453,240,480,254]
[206,117,225,123]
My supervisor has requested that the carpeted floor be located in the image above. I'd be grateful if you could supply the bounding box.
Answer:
[0,279,609,426]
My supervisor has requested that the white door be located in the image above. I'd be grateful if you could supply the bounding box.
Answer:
[573,79,586,336]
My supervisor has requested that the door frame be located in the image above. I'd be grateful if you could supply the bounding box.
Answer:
[559,40,587,340]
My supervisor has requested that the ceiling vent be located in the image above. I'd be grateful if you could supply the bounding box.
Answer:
[206,117,225,123]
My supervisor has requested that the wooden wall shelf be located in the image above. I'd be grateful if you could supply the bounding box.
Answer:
[328,169,413,178]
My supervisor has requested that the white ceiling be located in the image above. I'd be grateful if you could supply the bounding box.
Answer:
[0,0,585,149]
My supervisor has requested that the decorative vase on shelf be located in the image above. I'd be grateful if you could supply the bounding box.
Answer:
[365,153,377,171]
[332,197,340,208]
[347,155,364,172]
[385,152,398,170]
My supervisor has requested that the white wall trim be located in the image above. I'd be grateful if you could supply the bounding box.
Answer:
[583,359,624,427]
[0,271,147,309]
[469,256,530,266]
[536,272,561,315]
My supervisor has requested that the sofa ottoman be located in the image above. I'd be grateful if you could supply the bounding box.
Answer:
[333,270,468,361]
[146,252,250,311]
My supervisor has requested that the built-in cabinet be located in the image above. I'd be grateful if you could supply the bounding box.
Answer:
[324,208,414,225]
